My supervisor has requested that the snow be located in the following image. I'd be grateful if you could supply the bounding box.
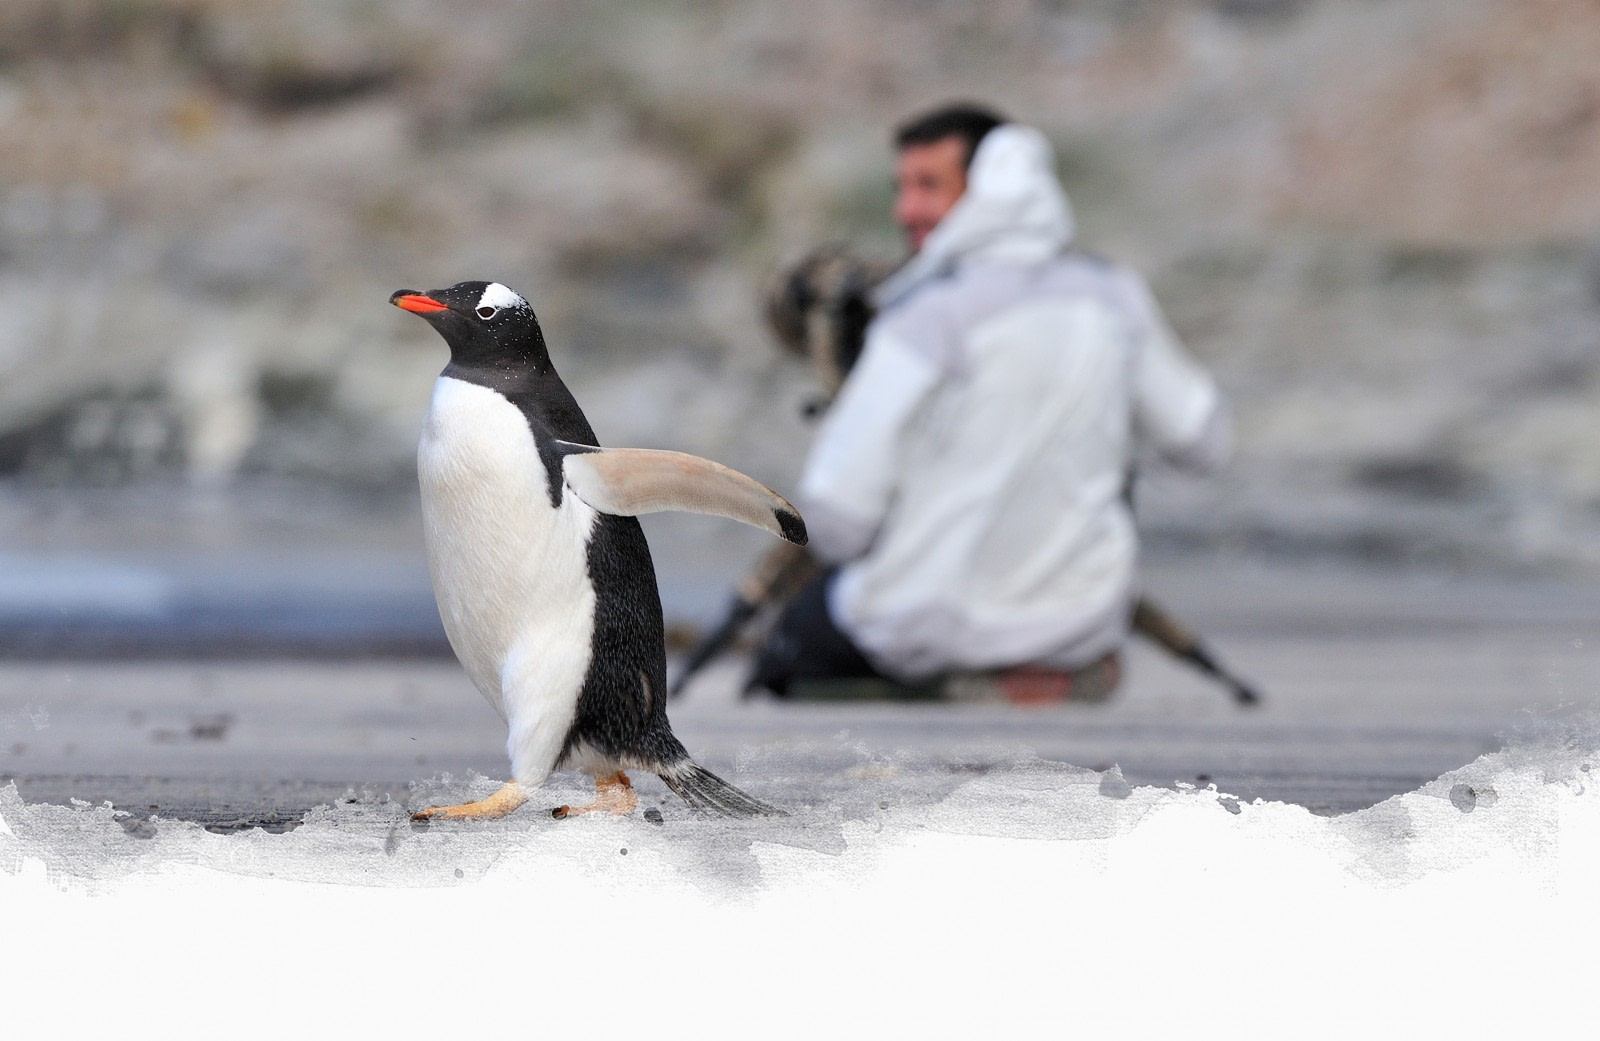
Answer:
[1,728,1596,1038]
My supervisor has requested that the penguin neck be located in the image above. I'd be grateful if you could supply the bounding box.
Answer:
[442,320,552,373]
[441,357,599,445]
[442,356,551,394]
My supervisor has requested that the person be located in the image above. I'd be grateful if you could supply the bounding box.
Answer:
[745,103,1231,700]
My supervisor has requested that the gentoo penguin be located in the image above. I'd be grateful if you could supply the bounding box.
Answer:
[391,280,804,821]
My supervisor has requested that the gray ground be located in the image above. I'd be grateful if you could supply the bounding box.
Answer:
[5,529,1596,832]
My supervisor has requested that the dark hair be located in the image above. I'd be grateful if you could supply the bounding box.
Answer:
[894,103,1007,169]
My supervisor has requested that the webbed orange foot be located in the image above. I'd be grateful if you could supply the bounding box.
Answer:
[412,781,528,821]
[552,771,638,819]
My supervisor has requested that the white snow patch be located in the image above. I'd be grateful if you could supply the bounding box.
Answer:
[1,730,1595,1035]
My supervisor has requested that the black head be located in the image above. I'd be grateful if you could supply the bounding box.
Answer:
[390,280,551,371]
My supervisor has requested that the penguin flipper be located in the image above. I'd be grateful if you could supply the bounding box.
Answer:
[556,442,807,545]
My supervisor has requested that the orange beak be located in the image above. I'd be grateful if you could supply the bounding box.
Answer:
[391,292,449,314]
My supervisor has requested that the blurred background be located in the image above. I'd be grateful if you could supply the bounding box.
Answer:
[4,0,1600,653]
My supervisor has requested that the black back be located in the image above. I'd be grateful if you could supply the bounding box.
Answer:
[395,281,687,768]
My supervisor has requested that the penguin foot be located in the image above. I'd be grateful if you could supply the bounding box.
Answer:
[411,781,528,821]
[552,771,638,819]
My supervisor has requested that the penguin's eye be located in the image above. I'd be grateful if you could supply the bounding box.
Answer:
[476,306,498,320]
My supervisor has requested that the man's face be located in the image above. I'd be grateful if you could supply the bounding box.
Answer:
[893,136,968,253]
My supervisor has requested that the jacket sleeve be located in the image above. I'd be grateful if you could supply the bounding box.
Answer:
[1125,277,1232,473]
[796,326,941,564]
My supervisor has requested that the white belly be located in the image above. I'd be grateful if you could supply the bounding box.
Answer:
[417,376,597,765]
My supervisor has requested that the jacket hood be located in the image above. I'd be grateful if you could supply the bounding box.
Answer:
[875,123,1076,310]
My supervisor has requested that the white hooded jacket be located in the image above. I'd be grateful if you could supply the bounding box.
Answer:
[798,124,1229,679]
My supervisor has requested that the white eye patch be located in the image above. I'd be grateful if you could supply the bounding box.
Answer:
[476,282,526,313]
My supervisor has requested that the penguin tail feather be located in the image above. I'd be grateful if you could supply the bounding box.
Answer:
[659,761,786,819]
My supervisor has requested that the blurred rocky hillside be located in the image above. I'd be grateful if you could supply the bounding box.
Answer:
[4,0,1600,573]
